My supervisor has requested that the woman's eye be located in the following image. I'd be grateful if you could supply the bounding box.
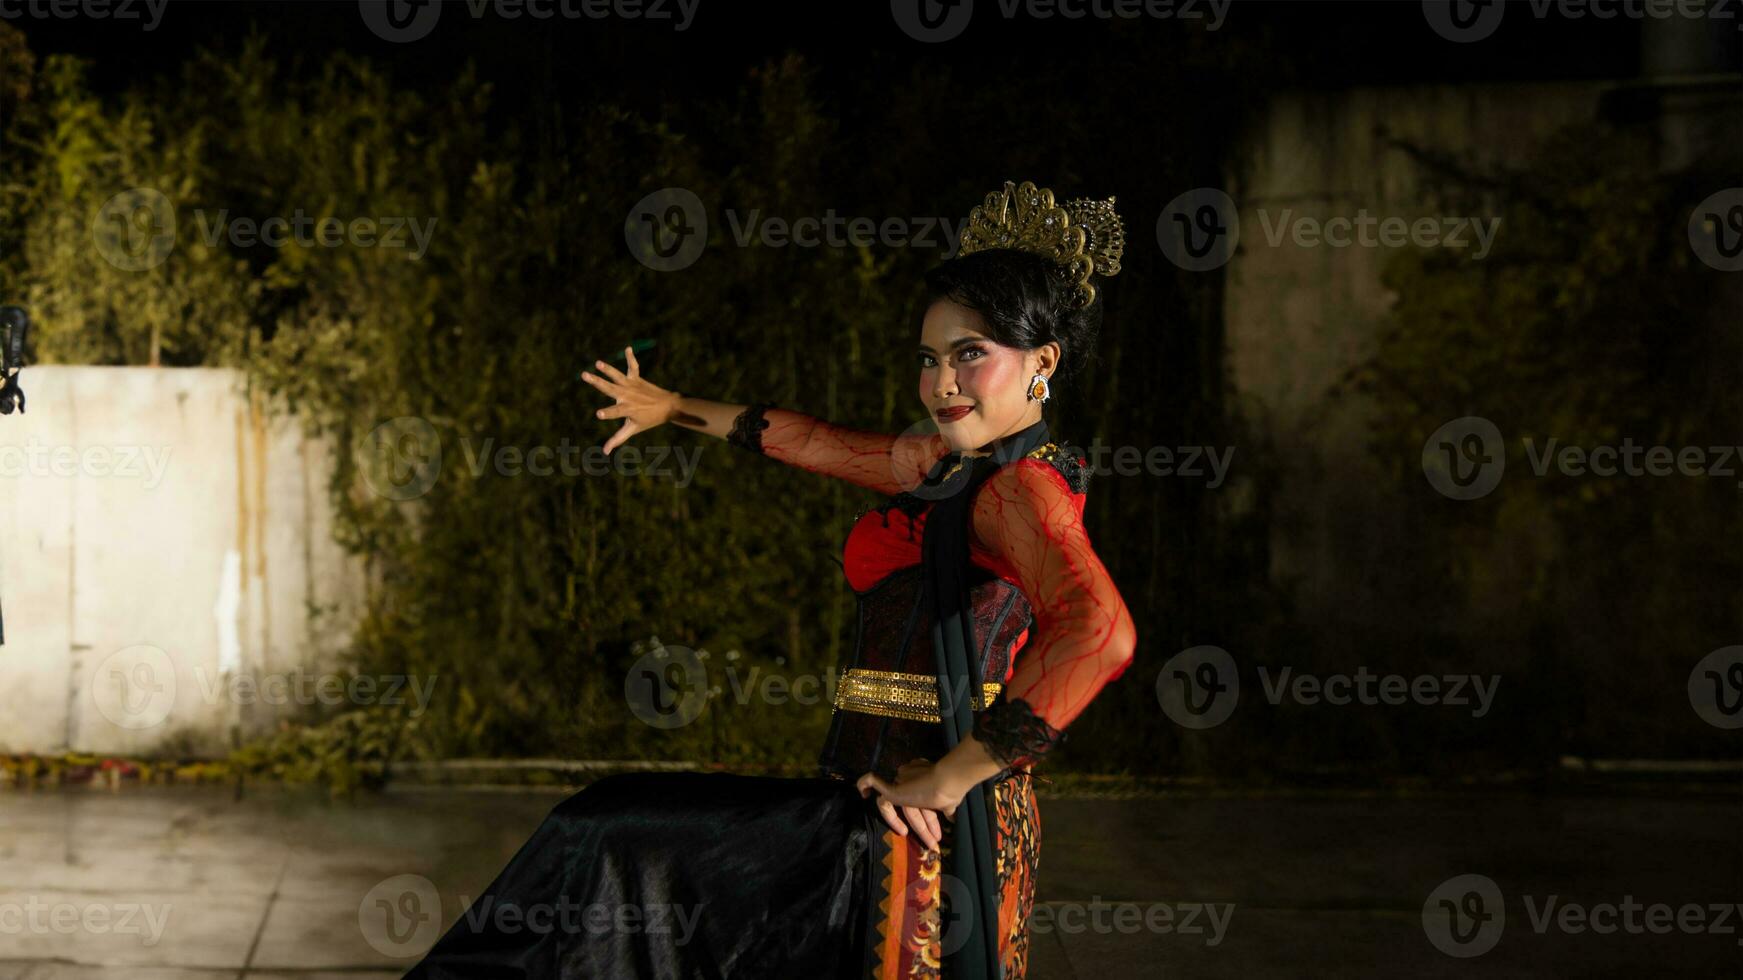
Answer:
[957,346,984,361]
[918,354,936,368]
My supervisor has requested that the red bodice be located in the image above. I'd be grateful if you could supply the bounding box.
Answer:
[730,405,1136,775]
[843,491,1087,594]
[839,477,1092,682]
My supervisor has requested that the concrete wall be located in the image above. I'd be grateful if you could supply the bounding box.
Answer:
[1225,82,1614,623]
[1224,74,1739,627]
[0,367,366,756]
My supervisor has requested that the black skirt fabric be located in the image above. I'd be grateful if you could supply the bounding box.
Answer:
[404,771,874,979]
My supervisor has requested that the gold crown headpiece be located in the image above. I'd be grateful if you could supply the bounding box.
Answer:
[956,180,1125,309]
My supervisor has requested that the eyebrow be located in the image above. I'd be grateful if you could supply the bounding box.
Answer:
[916,337,986,354]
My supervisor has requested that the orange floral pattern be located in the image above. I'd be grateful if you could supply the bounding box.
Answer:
[868,773,1040,979]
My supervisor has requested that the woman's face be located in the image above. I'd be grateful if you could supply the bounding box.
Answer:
[917,298,1057,453]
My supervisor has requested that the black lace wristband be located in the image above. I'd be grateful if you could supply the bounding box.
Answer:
[973,695,1066,770]
[726,402,773,455]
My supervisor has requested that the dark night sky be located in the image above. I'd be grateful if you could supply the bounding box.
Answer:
[10,0,1667,109]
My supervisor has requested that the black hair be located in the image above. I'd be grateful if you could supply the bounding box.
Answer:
[921,248,1104,389]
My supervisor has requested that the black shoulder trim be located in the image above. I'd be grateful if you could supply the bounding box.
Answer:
[1024,441,1091,495]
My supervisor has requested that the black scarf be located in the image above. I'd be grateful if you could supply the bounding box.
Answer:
[919,416,1049,980]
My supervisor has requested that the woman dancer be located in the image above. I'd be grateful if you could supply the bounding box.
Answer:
[406,180,1136,979]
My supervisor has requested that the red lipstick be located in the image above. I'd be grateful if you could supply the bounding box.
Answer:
[934,405,972,422]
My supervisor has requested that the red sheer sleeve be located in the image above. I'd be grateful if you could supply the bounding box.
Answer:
[966,457,1137,768]
[726,403,949,497]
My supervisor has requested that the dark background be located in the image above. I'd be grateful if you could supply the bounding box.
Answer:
[3,0,1740,785]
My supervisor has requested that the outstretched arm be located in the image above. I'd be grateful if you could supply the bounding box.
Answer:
[581,347,948,496]
[715,403,949,497]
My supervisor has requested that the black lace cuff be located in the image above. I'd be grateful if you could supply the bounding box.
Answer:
[726,402,773,454]
[973,695,1066,771]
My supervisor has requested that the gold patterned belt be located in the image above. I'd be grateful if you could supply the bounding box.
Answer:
[833,668,1002,723]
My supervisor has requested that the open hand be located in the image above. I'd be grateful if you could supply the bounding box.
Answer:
[580,346,680,454]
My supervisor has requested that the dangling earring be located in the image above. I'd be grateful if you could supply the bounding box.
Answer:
[1027,372,1051,404]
